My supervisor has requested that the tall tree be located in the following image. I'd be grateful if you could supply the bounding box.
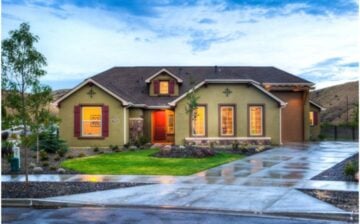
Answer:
[2,23,47,183]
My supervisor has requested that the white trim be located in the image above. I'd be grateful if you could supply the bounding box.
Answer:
[55,79,130,106]
[169,79,287,107]
[262,82,314,86]
[309,100,326,111]
[280,107,283,145]
[145,68,183,83]
[147,105,172,109]
[185,137,271,141]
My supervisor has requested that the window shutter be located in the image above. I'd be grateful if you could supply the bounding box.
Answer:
[154,80,160,94]
[313,111,318,126]
[169,80,175,94]
[74,105,81,137]
[102,105,109,137]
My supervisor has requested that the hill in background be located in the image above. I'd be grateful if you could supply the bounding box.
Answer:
[310,81,359,125]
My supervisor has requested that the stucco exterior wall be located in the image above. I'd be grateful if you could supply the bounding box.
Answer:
[59,85,126,148]
[310,104,321,140]
[174,84,281,145]
[149,73,179,96]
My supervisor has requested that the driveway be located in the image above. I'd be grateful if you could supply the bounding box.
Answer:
[2,142,358,219]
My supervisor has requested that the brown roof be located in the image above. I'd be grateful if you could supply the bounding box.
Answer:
[90,66,313,106]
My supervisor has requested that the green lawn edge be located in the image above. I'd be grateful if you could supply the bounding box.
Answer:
[61,149,244,176]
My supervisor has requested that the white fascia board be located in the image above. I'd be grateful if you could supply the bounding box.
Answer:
[55,79,130,106]
[252,84,287,107]
[262,82,315,86]
[168,81,206,106]
[145,68,183,83]
[309,100,326,111]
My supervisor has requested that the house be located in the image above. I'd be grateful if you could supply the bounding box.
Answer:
[56,66,322,148]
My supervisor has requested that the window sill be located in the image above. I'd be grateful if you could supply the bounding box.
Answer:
[78,137,105,140]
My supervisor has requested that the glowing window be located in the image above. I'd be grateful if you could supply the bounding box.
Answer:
[249,106,263,136]
[82,106,102,137]
[167,111,175,134]
[192,106,206,136]
[220,106,235,136]
[159,81,169,94]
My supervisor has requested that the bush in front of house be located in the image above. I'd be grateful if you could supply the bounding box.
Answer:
[2,140,14,161]
[32,127,68,154]
[40,150,49,161]
[344,161,358,180]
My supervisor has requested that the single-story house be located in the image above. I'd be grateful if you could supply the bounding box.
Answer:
[56,66,323,148]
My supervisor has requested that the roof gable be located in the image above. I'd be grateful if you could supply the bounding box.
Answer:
[145,68,183,83]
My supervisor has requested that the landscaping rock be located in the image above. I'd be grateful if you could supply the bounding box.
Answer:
[29,162,36,169]
[57,168,66,174]
[129,145,138,151]
[179,145,186,149]
[33,167,43,174]
[151,143,162,149]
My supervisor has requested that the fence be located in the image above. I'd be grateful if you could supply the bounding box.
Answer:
[321,125,359,141]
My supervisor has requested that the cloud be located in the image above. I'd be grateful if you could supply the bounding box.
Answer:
[198,18,217,24]
[1,0,358,90]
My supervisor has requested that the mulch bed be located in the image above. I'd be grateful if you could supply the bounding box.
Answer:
[299,189,359,212]
[2,182,148,198]
[312,153,359,182]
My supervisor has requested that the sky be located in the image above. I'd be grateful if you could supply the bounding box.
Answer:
[1,0,359,90]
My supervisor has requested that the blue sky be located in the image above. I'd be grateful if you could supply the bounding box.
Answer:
[2,0,358,90]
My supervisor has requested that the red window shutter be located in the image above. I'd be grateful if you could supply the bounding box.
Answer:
[102,105,109,137]
[154,80,159,94]
[74,105,81,137]
[169,80,175,94]
[313,111,318,126]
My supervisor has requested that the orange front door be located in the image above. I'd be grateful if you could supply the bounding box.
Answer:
[153,111,166,141]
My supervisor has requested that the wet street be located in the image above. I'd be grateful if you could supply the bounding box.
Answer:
[2,207,346,224]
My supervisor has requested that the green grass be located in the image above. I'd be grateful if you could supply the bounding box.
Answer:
[61,149,244,176]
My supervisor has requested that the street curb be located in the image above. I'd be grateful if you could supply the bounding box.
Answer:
[2,198,358,222]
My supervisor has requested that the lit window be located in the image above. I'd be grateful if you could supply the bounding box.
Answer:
[192,106,206,136]
[249,106,263,136]
[167,111,175,134]
[159,81,169,94]
[220,106,235,136]
[82,106,102,137]
[309,111,318,126]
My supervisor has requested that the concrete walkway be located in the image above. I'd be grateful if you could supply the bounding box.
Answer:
[2,141,359,217]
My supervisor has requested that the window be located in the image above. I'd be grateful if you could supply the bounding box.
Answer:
[220,105,235,136]
[159,81,169,94]
[309,111,318,126]
[167,111,175,134]
[82,106,102,137]
[191,106,206,136]
[249,106,263,136]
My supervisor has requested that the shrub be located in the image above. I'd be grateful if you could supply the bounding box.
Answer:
[42,162,49,167]
[111,145,119,151]
[40,150,49,161]
[93,147,99,152]
[232,141,239,150]
[344,161,358,178]
[54,156,61,161]
[57,147,67,157]
[66,155,74,159]
[78,153,86,158]
[123,143,130,149]
[138,136,149,146]
[50,166,57,171]
[31,127,68,154]
[318,134,326,140]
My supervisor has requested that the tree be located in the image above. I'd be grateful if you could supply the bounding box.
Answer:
[185,76,200,126]
[2,23,47,183]
[28,85,58,163]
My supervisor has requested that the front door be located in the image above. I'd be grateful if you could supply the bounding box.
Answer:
[153,110,166,141]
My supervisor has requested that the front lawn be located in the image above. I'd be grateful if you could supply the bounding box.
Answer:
[61,149,244,176]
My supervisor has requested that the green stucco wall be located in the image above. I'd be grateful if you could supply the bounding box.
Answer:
[149,73,179,96]
[59,85,127,148]
[310,104,321,140]
[174,84,281,145]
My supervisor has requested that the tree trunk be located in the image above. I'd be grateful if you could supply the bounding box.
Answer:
[36,133,39,164]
